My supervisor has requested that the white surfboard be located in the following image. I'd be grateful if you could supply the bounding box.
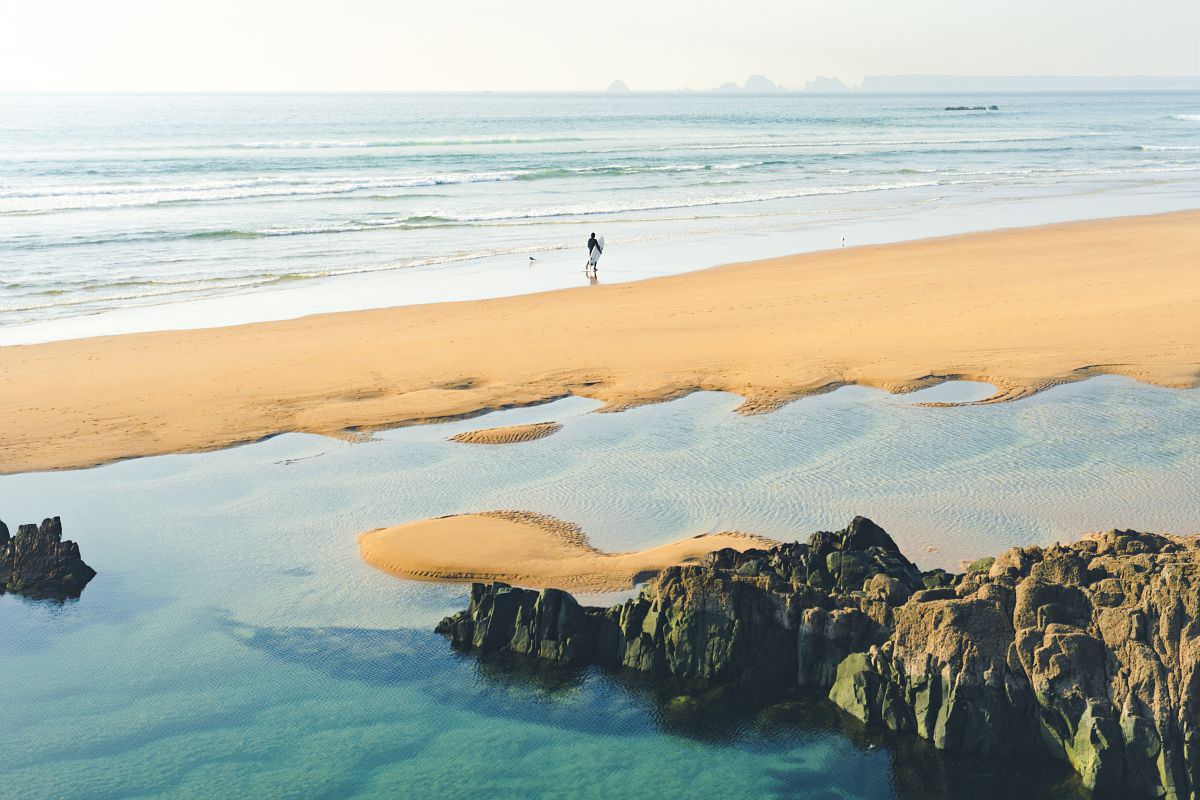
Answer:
[589,236,605,265]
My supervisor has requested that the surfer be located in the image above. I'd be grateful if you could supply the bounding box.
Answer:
[586,232,602,275]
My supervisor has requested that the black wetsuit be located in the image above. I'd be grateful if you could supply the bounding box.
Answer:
[587,236,601,255]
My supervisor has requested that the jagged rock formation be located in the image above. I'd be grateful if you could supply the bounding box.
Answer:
[437,517,1200,799]
[0,516,96,600]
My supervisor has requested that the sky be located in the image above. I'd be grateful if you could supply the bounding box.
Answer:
[1,0,1197,92]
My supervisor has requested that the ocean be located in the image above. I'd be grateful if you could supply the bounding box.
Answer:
[1,91,1197,342]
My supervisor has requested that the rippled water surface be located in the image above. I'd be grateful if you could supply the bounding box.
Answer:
[1,377,1196,798]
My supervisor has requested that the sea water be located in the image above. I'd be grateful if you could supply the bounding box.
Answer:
[2,91,1198,342]
[1,377,1197,798]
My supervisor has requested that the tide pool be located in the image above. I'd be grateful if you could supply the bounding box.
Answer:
[2,376,1196,798]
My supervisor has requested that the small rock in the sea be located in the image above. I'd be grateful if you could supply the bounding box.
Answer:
[437,517,1200,799]
[0,516,96,601]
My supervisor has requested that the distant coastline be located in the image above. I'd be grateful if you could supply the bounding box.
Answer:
[857,74,1200,92]
[604,75,1200,93]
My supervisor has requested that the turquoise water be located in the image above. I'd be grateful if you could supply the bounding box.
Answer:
[1,91,1198,342]
[1,377,1196,798]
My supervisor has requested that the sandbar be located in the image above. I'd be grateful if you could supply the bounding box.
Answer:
[1,211,1197,474]
[449,422,562,445]
[357,511,777,591]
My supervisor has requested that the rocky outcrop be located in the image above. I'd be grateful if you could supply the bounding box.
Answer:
[742,75,782,92]
[437,518,1200,799]
[0,516,96,600]
[438,517,918,682]
[803,76,850,92]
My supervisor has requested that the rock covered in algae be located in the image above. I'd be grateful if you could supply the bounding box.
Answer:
[437,517,1200,799]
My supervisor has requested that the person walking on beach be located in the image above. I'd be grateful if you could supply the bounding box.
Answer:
[585,232,602,276]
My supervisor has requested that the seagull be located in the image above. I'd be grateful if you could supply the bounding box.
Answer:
[528,256,537,264]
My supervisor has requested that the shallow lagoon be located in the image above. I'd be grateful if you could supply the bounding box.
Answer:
[2,376,1197,798]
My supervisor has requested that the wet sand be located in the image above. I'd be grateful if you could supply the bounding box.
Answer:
[357,511,777,591]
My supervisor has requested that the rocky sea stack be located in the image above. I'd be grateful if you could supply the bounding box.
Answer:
[1,516,96,601]
[438,517,1200,798]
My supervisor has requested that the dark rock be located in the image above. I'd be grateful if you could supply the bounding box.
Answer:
[439,516,916,687]
[434,582,603,666]
[0,516,96,600]
[437,519,1200,799]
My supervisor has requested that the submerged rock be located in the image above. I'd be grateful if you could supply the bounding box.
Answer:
[0,516,96,600]
[437,517,1200,799]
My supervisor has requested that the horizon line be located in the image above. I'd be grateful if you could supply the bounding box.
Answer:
[3,74,1199,96]
[3,88,1200,97]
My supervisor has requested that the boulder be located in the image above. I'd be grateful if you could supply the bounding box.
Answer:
[0,516,96,600]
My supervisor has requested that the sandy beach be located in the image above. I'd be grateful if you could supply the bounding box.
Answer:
[358,511,777,591]
[1,211,1197,475]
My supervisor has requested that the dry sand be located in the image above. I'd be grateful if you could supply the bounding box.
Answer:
[449,422,562,445]
[357,510,777,591]
[1,211,1198,475]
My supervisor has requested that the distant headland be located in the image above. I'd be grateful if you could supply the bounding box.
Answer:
[603,74,1199,93]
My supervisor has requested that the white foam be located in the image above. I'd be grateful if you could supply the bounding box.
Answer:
[0,172,536,213]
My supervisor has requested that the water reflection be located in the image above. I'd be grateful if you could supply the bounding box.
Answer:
[234,621,1090,799]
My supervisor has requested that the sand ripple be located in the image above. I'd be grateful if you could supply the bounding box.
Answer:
[449,422,562,445]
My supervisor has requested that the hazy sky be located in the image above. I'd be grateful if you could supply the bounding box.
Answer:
[2,0,1197,91]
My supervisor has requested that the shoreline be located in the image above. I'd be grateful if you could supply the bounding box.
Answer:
[1,210,1197,475]
[5,193,1196,348]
